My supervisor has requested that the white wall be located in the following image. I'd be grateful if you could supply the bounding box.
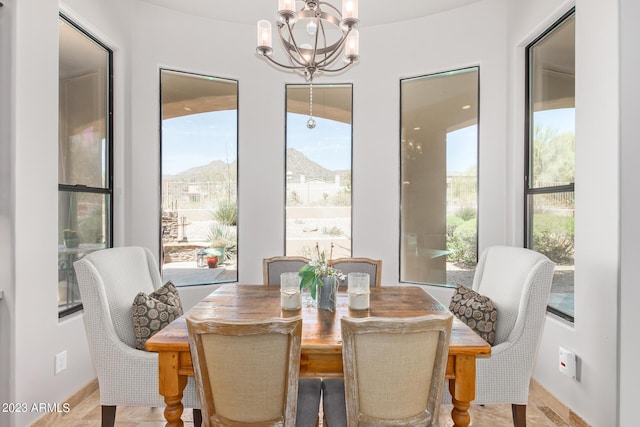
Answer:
[129,0,509,304]
[12,1,71,425]
[0,1,15,425]
[6,0,132,425]
[619,0,640,425]
[508,0,621,426]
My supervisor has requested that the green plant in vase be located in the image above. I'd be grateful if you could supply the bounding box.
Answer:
[298,243,345,311]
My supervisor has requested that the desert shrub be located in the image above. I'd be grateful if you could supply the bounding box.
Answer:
[532,214,574,264]
[330,190,351,206]
[214,201,237,226]
[288,191,302,206]
[457,207,477,221]
[208,224,237,261]
[447,216,477,266]
[446,216,464,238]
[322,225,343,237]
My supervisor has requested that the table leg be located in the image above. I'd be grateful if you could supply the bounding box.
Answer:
[449,355,476,427]
[158,351,188,427]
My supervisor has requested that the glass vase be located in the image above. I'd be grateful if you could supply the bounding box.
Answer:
[317,277,338,311]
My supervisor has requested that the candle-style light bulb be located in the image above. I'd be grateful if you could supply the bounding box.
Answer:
[256,20,273,54]
[344,29,359,62]
[278,0,295,13]
[342,0,358,20]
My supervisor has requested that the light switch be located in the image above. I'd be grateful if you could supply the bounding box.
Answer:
[559,346,576,379]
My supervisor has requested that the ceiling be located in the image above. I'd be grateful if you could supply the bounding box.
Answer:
[140,0,483,27]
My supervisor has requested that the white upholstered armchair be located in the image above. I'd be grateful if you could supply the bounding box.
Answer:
[74,246,201,427]
[460,245,555,427]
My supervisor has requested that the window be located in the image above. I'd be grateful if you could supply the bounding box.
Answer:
[400,68,479,287]
[58,15,113,317]
[160,69,238,286]
[526,10,575,321]
[285,84,353,258]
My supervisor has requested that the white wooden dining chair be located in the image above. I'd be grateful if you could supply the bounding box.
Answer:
[322,314,453,427]
[185,315,322,427]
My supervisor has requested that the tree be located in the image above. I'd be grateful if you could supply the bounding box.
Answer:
[532,124,575,186]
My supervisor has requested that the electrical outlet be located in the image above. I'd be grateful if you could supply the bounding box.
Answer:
[559,346,576,379]
[55,351,67,375]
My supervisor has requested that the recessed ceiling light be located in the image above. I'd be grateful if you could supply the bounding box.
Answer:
[184,106,192,111]
[413,127,421,131]
[462,105,471,110]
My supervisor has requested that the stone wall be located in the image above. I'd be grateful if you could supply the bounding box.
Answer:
[163,242,207,263]
[162,210,179,241]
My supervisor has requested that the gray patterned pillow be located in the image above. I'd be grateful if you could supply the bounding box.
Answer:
[449,285,497,345]
[132,281,183,350]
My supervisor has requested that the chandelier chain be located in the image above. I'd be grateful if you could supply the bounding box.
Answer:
[306,81,316,129]
[309,82,313,118]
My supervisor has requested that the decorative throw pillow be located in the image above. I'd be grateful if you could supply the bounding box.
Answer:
[132,281,183,350]
[449,285,497,346]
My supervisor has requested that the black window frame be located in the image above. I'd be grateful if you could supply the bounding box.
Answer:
[283,83,354,258]
[58,13,114,318]
[524,8,576,322]
[158,68,240,286]
[398,67,480,287]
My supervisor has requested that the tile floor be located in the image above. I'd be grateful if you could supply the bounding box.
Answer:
[38,383,571,427]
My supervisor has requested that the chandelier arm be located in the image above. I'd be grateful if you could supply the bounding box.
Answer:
[311,17,321,64]
[313,26,350,68]
[317,1,342,19]
[261,52,308,72]
[279,20,311,68]
[316,59,354,73]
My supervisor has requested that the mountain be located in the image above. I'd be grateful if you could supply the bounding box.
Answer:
[163,148,349,182]
[286,148,350,182]
[163,160,237,182]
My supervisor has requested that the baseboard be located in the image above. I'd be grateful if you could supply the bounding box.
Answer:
[530,379,590,427]
[30,378,98,427]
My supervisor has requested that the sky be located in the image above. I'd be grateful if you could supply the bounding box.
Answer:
[162,110,352,175]
[445,108,575,174]
[446,125,477,174]
[534,107,575,134]
[162,110,237,175]
[286,113,352,171]
[161,107,574,176]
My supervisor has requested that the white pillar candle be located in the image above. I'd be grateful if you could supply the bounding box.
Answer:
[280,272,302,310]
[281,289,302,310]
[348,291,369,310]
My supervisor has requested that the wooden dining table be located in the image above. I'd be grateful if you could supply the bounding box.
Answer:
[146,284,491,427]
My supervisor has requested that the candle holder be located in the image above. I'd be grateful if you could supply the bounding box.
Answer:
[280,272,302,310]
[347,272,370,310]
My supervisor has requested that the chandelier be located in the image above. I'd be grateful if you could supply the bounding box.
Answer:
[256,0,360,128]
